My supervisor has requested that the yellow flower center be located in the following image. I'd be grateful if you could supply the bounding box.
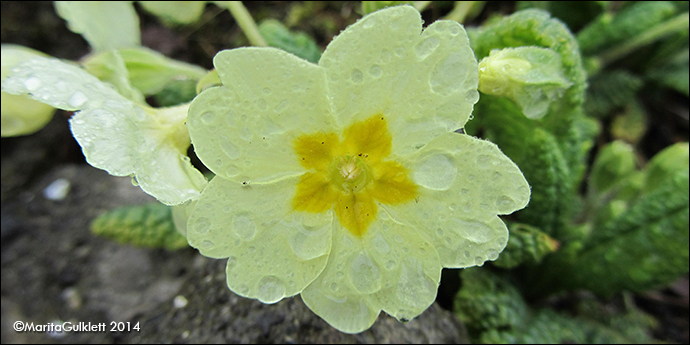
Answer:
[292,115,417,237]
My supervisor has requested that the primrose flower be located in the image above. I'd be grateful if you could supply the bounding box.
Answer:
[186,6,530,333]
[1,55,207,205]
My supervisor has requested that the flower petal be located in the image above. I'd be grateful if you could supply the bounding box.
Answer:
[367,212,442,322]
[188,47,336,183]
[388,133,530,267]
[301,211,442,332]
[320,6,478,157]
[187,176,332,304]
[2,56,205,205]
[300,228,381,333]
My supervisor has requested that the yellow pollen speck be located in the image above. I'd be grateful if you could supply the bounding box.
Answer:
[292,115,418,237]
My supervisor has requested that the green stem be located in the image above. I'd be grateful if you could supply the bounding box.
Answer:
[599,12,690,66]
[443,1,480,23]
[225,1,267,47]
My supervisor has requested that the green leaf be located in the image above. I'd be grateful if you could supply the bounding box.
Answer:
[493,222,559,269]
[258,19,321,63]
[91,202,189,250]
[478,46,572,119]
[454,268,529,334]
[610,101,648,144]
[455,269,656,343]
[577,1,678,56]
[469,9,587,114]
[584,70,643,118]
[54,1,141,52]
[643,142,690,193]
[153,78,198,107]
[580,168,689,296]
[589,140,637,195]
[139,1,207,26]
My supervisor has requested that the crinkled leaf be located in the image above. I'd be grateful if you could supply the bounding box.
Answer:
[468,9,594,205]
[91,202,188,250]
[1,44,55,137]
[258,19,321,64]
[493,222,559,269]
[577,1,677,55]
[456,269,656,343]
[643,142,689,193]
[54,1,141,52]
[469,9,586,114]
[475,96,572,236]
[478,46,572,119]
[579,168,688,296]
[589,140,637,196]
[584,70,643,118]
[1,56,206,205]
[139,1,207,26]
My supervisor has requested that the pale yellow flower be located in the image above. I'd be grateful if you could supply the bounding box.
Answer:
[186,5,530,333]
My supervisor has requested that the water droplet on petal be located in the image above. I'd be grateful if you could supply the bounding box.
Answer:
[369,65,382,78]
[349,251,382,294]
[351,69,363,83]
[200,112,215,124]
[194,217,210,234]
[430,50,469,95]
[23,76,42,91]
[496,196,517,214]
[68,91,87,108]
[413,154,457,191]
[227,256,237,269]
[274,100,289,114]
[465,89,479,104]
[396,258,436,309]
[415,36,440,60]
[256,275,286,304]
[232,213,256,241]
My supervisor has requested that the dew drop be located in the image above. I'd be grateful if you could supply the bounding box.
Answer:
[220,140,240,159]
[257,98,267,111]
[201,240,214,248]
[330,283,339,292]
[68,91,87,108]
[455,219,494,243]
[351,69,363,83]
[465,89,479,104]
[23,76,42,91]
[274,99,289,114]
[372,233,390,254]
[415,36,440,60]
[194,217,210,234]
[449,24,460,36]
[257,275,285,304]
[496,196,517,214]
[369,65,382,78]
[394,46,406,58]
[262,87,272,95]
[232,213,257,241]
[349,252,382,294]
[474,256,484,266]
[430,50,468,95]
[227,256,237,269]
[413,154,457,191]
[385,260,396,270]
[396,258,436,309]
[200,112,215,124]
